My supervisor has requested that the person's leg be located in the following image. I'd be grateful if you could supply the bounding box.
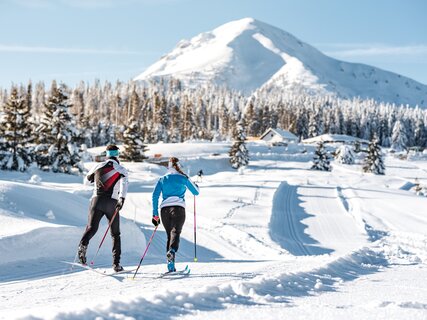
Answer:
[161,207,173,252]
[103,198,121,267]
[78,197,104,264]
[80,197,104,246]
[168,206,186,253]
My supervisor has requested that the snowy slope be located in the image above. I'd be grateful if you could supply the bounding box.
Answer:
[1,142,427,319]
[135,18,427,107]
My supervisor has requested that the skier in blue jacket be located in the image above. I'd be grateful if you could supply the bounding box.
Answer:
[152,157,199,272]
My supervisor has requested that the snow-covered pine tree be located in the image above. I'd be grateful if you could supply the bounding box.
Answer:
[295,107,309,140]
[391,120,408,152]
[311,141,332,171]
[244,99,260,137]
[152,93,169,142]
[122,116,148,162]
[335,145,355,164]
[196,97,210,139]
[363,137,385,175]
[229,119,249,169]
[182,96,196,141]
[36,82,83,173]
[219,101,229,139]
[169,103,182,142]
[260,104,272,133]
[308,111,318,138]
[0,87,33,171]
[414,116,426,148]
[33,81,45,116]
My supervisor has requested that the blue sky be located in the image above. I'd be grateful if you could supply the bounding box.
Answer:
[0,0,426,88]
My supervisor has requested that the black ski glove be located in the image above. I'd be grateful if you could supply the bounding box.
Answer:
[116,197,125,211]
[152,215,161,227]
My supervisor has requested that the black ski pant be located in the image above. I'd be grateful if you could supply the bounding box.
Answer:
[161,206,186,253]
[80,195,121,264]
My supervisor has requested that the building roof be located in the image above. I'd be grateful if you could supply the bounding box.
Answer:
[260,128,298,140]
[302,134,369,144]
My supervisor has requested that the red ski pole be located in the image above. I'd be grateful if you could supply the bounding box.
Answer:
[133,225,158,279]
[90,208,119,266]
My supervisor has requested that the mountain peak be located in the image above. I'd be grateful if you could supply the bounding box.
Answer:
[134,18,427,107]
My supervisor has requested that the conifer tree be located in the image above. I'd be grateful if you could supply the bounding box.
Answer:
[335,145,355,164]
[169,103,182,142]
[295,108,308,140]
[414,116,426,148]
[219,102,229,138]
[182,96,196,141]
[229,119,249,169]
[391,120,408,152]
[36,83,83,173]
[122,116,148,162]
[311,142,332,171]
[244,100,260,137]
[0,87,33,171]
[308,112,318,138]
[363,138,385,175]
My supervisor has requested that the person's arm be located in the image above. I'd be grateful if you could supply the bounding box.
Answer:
[114,164,128,199]
[85,163,102,184]
[186,178,200,196]
[118,173,128,199]
[152,179,162,216]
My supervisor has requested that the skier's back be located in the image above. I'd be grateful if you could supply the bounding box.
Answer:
[77,144,128,272]
[152,157,199,272]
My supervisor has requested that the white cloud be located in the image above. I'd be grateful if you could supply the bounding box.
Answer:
[318,43,427,58]
[0,44,143,55]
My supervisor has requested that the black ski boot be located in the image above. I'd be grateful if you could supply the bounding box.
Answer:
[78,244,87,265]
[113,263,124,272]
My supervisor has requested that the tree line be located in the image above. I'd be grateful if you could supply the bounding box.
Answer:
[0,78,425,173]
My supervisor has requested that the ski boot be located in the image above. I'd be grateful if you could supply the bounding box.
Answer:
[77,244,87,265]
[113,263,124,272]
[166,249,176,272]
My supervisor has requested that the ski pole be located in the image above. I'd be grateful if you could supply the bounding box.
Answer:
[193,195,198,262]
[90,208,120,266]
[133,225,158,279]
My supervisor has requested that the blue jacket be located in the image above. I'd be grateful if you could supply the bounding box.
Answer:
[152,170,200,216]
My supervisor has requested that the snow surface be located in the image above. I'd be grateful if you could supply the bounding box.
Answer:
[134,18,427,108]
[1,141,427,319]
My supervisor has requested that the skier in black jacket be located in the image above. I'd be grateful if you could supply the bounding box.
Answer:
[77,145,129,272]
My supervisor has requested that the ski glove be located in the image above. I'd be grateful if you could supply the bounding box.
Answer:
[116,197,125,211]
[152,215,161,227]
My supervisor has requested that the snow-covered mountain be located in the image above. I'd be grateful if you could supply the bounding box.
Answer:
[134,17,427,107]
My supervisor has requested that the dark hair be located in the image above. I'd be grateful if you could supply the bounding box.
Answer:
[169,157,187,177]
[106,144,119,151]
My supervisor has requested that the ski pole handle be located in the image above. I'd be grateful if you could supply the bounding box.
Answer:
[133,225,158,279]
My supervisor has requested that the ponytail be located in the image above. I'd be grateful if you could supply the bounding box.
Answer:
[169,157,188,178]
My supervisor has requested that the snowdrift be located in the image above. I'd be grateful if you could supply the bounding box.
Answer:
[0,180,146,266]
